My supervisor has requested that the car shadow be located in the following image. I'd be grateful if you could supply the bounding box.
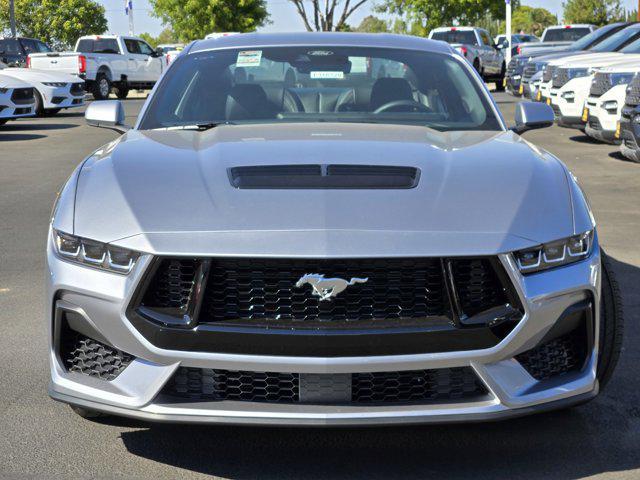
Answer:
[0,122,78,131]
[0,133,47,141]
[608,150,640,164]
[115,255,639,480]
[568,134,606,145]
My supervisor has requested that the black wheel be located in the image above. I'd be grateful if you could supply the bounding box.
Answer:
[0,119,8,126]
[597,250,624,390]
[114,85,130,99]
[92,73,111,100]
[34,90,45,115]
[494,63,506,92]
[473,58,480,73]
[69,405,107,420]
[43,108,61,116]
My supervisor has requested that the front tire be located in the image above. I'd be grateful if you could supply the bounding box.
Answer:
[114,85,130,99]
[92,73,111,101]
[34,90,45,115]
[597,250,624,389]
[69,405,107,420]
[43,108,61,116]
[494,62,506,92]
[472,58,480,73]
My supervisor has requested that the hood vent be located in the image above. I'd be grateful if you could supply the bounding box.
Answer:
[228,164,420,189]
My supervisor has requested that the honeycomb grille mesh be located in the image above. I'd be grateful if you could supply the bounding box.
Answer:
[201,257,450,325]
[625,74,640,106]
[516,331,586,381]
[60,326,133,381]
[590,72,612,98]
[452,259,508,317]
[522,63,537,81]
[141,259,198,310]
[162,367,487,405]
[352,368,486,403]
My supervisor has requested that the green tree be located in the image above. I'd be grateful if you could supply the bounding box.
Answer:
[0,0,107,49]
[139,28,177,48]
[563,0,624,26]
[356,15,388,33]
[377,0,520,36]
[149,0,270,42]
[494,5,557,37]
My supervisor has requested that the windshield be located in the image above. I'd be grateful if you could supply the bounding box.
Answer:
[139,46,501,132]
[619,36,640,53]
[544,28,591,42]
[590,26,640,52]
[571,24,620,50]
[431,31,477,45]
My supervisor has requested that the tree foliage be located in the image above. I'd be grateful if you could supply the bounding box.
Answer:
[0,0,107,49]
[149,0,270,42]
[510,6,556,36]
[563,0,624,26]
[289,0,369,31]
[139,28,177,48]
[377,0,519,36]
[356,15,388,33]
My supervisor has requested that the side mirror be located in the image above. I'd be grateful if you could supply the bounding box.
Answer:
[511,102,554,134]
[85,100,130,133]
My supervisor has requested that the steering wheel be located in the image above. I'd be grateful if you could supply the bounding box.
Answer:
[373,100,431,114]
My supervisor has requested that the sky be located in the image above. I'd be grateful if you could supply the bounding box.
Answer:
[99,0,640,37]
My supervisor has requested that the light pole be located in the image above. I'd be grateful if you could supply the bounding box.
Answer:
[505,0,512,65]
[9,0,17,38]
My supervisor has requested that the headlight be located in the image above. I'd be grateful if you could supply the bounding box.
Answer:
[561,91,575,101]
[52,229,139,274]
[608,72,635,87]
[514,230,594,274]
[602,100,618,112]
[42,82,68,87]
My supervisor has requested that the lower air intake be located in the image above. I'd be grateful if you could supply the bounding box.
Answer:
[161,367,488,405]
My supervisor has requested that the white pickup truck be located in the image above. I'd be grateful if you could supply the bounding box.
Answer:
[27,35,164,100]
[429,27,505,88]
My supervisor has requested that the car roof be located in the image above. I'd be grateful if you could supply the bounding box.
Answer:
[188,32,453,55]
[545,24,593,29]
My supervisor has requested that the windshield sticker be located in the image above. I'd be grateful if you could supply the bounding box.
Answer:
[236,50,262,67]
[310,71,344,80]
[307,50,334,56]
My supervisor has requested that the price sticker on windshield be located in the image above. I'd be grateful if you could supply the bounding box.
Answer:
[236,50,262,67]
[310,71,344,79]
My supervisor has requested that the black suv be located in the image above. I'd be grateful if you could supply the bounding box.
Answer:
[0,37,52,67]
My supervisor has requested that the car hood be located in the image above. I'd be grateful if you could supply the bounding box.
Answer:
[70,123,575,257]
[0,73,32,88]
[550,52,632,67]
[0,67,81,83]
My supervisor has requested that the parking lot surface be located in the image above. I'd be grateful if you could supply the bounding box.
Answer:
[0,93,639,479]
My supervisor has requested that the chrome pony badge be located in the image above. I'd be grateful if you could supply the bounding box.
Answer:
[295,273,368,301]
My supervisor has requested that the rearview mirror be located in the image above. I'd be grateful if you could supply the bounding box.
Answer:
[511,102,554,134]
[85,100,130,134]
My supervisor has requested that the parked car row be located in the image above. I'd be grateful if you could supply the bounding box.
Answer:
[504,22,640,162]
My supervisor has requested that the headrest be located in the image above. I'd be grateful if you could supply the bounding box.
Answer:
[370,78,413,111]
[225,84,273,120]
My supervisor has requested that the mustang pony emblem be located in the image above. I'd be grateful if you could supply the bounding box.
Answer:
[295,273,368,301]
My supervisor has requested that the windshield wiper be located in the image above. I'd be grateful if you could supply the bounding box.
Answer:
[159,121,235,131]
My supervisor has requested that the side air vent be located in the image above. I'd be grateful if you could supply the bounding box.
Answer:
[228,164,420,189]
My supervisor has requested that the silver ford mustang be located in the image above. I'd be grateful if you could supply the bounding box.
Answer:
[47,33,623,425]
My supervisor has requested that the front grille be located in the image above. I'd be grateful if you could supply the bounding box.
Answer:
[70,82,85,95]
[522,63,537,81]
[516,332,587,381]
[59,322,133,381]
[543,65,557,83]
[161,367,487,405]
[625,74,640,107]
[590,72,612,98]
[139,257,512,328]
[506,58,518,77]
[552,68,569,88]
[10,87,34,105]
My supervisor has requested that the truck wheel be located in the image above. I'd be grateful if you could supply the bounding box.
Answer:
[494,63,506,92]
[114,86,130,99]
[43,108,61,116]
[473,59,480,73]
[69,405,107,420]
[92,73,111,100]
[597,249,624,390]
[0,119,8,126]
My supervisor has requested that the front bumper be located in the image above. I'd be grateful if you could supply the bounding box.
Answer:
[40,83,86,110]
[47,235,602,426]
[584,89,626,144]
[0,89,35,120]
[552,76,593,129]
[619,112,640,161]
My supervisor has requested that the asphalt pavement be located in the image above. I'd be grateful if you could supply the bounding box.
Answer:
[0,93,638,479]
